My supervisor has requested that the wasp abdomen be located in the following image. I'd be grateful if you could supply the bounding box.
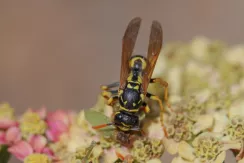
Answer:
[114,111,139,127]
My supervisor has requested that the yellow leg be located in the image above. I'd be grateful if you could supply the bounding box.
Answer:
[101,82,119,105]
[101,82,119,91]
[150,78,171,108]
[102,91,112,100]
[146,92,164,113]
[103,95,118,106]
[141,102,150,114]
[146,92,168,137]
[108,96,118,105]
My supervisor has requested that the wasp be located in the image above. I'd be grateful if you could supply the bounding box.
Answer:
[93,17,170,140]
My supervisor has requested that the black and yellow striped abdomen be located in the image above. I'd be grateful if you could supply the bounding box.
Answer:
[114,111,139,131]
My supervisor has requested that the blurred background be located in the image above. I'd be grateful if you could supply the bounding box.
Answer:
[0,1,243,162]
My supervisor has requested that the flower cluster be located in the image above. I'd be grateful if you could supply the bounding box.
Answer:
[131,138,164,162]
[1,37,244,163]
[0,104,73,163]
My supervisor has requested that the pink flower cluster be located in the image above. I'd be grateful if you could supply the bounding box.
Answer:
[0,107,72,161]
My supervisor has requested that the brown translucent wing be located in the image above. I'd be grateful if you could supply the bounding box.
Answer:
[142,20,163,94]
[119,17,142,89]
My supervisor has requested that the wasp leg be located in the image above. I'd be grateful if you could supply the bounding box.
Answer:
[101,82,119,103]
[102,90,119,105]
[146,92,168,138]
[101,82,120,91]
[150,78,171,109]
[141,102,150,114]
[102,90,118,100]
[105,95,118,106]
[146,92,164,112]
[130,126,145,136]
[115,151,125,161]
[92,122,114,130]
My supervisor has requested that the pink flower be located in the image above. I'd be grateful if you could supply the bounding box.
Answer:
[47,110,70,126]
[27,107,47,119]
[28,135,47,153]
[42,147,54,156]
[42,147,57,160]
[8,135,55,161]
[8,141,33,160]
[0,131,5,144]
[0,118,18,129]
[46,110,71,142]
[0,126,21,145]
[5,126,21,144]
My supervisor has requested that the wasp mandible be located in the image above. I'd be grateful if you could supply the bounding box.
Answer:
[93,17,170,136]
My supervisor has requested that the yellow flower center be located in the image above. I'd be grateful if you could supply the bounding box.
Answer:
[194,135,222,162]
[225,116,244,140]
[0,103,14,119]
[20,112,47,136]
[132,138,164,162]
[24,154,50,163]
[166,113,193,142]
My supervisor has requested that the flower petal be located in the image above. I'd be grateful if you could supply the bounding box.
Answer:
[36,107,47,119]
[162,137,179,155]
[8,141,33,160]
[167,66,183,96]
[172,156,193,163]
[0,119,17,129]
[29,135,47,153]
[192,115,213,135]
[92,145,103,158]
[46,121,68,142]
[42,147,54,157]
[147,158,162,163]
[47,110,70,126]
[5,126,21,144]
[144,117,165,139]
[213,151,226,163]
[46,129,55,142]
[48,121,68,133]
[229,100,244,118]
[103,148,119,163]
[178,141,195,161]
[212,112,229,133]
[0,131,6,144]
[221,141,242,151]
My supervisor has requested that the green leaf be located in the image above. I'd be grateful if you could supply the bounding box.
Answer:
[0,145,11,163]
[84,110,115,137]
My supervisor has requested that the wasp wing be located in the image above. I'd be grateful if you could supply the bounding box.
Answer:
[119,17,142,89]
[142,20,163,94]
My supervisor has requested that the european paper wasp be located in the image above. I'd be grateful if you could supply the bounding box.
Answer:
[93,17,170,144]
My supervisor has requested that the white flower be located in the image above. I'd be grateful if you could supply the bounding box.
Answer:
[166,66,183,96]
[228,100,244,118]
[146,158,163,163]
[173,132,238,163]
[192,115,213,135]
[224,45,244,67]
[143,117,165,140]
[190,36,210,60]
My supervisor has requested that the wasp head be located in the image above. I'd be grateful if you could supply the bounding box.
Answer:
[129,55,147,72]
